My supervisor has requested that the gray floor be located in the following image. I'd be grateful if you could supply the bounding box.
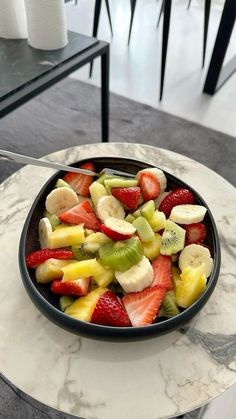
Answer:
[0,78,235,418]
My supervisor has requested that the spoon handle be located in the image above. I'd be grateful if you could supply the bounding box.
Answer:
[0,150,98,176]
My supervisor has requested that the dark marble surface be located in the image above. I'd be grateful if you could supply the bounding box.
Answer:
[0,31,98,100]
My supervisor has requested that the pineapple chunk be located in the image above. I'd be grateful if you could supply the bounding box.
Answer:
[142,233,162,261]
[85,232,112,246]
[149,210,166,232]
[172,266,182,290]
[93,266,114,287]
[65,287,106,322]
[62,258,105,282]
[48,225,85,249]
[175,266,207,308]
[35,258,75,283]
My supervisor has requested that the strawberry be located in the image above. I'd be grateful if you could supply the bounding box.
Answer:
[159,188,195,217]
[59,201,100,231]
[63,162,95,196]
[122,285,166,327]
[51,277,90,296]
[101,224,132,241]
[91,290,131,327]
[26,248,73,268]
[183,223,206,245]
[151,255,173,291]
[111,187,141,210]
[137,172,161,202]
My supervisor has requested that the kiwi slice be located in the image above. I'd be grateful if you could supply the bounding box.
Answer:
[72,242,99,261]
[133,216,155,243]
[160,220,185,255]
[59,296,74,312]
[99,237,143,272]
[159,291,180,318]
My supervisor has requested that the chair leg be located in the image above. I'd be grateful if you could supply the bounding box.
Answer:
[157,0,164,27]
[89,0,102,77]
[105,0,113,36]
[128,0,137,45]
[202,0,211,67]
[187,0,192,10]
[159,0,172,101]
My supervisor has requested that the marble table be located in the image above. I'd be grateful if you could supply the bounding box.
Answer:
[0,143,235,419]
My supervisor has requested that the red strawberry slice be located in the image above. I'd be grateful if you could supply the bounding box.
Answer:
[26,248,73,268]
[101,224,132,241]
[183,223,206,245]
[151,255,173,291]
[122,285,166,327]
[91,290,131,327]
[51,277,90,296]
[63,162,95,197]
[137,172,161,202]
[159,188,195,217]
[59,201,100,231]
[111,187,141,210]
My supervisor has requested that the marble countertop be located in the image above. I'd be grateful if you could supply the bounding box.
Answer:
[0,143,235,419]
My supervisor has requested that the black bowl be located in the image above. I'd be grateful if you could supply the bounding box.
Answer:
[19,157,221,341]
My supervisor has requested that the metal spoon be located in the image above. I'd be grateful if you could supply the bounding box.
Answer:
[0,150,136,178]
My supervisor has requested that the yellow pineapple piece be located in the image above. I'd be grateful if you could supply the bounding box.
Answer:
[93,265,114,287]
[35,258,75,283]
[143,233,162,261]
[176,266,207,308]
[65,287,106,322]
[85,232,112,245]
[172,266,182,290]
[48,225,85,249]
[149,210,166,232]
[62,258,105,282]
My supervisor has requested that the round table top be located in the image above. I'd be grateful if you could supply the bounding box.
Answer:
[0,143,235,419]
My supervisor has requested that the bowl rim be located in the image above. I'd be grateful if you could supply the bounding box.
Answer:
[19,156,221,340]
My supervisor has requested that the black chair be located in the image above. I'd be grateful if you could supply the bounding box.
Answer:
[90,0,113,76]
[128,0,212,100]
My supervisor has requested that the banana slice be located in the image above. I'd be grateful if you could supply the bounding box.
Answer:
[115,256,154,293]
[137,168,167,192]
[96,195,125,222]
[105,217,136,236]
[45,186,79,216]
[169,204,207,224]
[39,217,53,249]
[179,244,213,278]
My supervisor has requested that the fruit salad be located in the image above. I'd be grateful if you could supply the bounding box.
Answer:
[26,162,214,328]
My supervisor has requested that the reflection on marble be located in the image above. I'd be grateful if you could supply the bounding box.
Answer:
[0,143,235,419]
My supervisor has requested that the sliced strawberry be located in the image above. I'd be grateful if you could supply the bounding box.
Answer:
[151,255,173,291]
[159,188,195,217]
[101,224,132,241]
[26,248,73,268]
[91,290,131,327]
[51,277,90,296]
[122,285,166,327]
[137,172,161,202]
[63,162,95,197]
[111,187,141,210]
[183,223,206,245]
[59,201,100,231]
